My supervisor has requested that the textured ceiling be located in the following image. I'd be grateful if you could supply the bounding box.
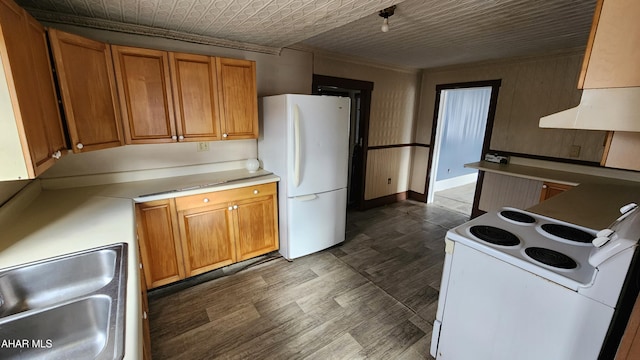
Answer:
[17,0,597,69]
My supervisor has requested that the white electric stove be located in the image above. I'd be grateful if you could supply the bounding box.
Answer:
[430,204,640,360]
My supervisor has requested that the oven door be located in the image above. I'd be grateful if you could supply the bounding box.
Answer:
[435,242,613,360]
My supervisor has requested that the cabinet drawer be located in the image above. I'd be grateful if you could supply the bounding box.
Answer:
[175,182,276,211]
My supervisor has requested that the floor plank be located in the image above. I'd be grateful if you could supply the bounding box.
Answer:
[148,199,469,359]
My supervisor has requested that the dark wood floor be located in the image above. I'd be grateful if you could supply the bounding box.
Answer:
[148,200,470,359]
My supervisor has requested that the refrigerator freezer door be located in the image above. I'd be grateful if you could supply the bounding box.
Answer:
[286,96,350,197]
[286,188,347,259]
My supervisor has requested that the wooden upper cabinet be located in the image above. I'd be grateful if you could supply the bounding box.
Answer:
[602,131,640,171]
[169,52,222,141]
[217,58,258,140]
[112,45,176,144]
[48,29,123,153]
[579,0,640,89]
[0,0,66,180]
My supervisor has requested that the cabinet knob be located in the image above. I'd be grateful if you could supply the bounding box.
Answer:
[253,189,259,195]
[51,150,62,160]
[233,205,238,210]
[171,135,177,140]
[222,133,228,138]
[143,311,147,320]
[76,143,84,150]
[228,206,233,211]
[542,185,548,189]
[139,263,143,269]
[178,135,184,140]
[203,198,210,203]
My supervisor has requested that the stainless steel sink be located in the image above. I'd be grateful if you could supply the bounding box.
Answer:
[0,243,127,360]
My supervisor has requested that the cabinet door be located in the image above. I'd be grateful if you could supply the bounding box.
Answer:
[177,202,236,277]
[579,0,640,88]
[234,192,279,261]
[0,0,63,178]
[48,29,123,153]
[112,45,176,144]
[602,131,640,171]
[539,182,573,202]
[616,293,640,359]
[136,200,185,289]
[216,57,258,140]
[169,52,221,141]
[137,246,152,360]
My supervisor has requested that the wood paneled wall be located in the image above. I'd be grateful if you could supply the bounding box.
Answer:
[410,51,608,195]
[417,51,606,160]
[365,147,412,200]
[314,53,421,200]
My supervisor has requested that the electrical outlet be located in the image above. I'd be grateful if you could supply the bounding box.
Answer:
[387,178,391,185]
[197,142,210,152]
[569,145,581,158]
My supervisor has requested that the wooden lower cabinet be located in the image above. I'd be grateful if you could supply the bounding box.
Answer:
[540,182,573,201]
[136,182,279,289]
[137,247,152,360]
[235,194,278,261]
[616,293,640,360]
[177,201,237,277]
[135,199,185,289]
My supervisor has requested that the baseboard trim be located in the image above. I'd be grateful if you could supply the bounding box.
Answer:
[361,192,408,210]
[408,190,427,202]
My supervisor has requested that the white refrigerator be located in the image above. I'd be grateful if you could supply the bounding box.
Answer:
[258,94,350,260]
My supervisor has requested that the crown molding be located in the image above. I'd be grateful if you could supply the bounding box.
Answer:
[423,47,587,73]
[26,8,281,55]
[289,43,420,75]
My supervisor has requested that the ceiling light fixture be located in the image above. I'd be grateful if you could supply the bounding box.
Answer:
[378,5,396,33]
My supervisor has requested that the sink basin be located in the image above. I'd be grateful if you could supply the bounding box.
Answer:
[0,244,127,360]
[0,248,117,317]
[0,295,111,359]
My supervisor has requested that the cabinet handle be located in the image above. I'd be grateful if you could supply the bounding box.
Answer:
[222,133,228,138]
[143,311,147,320]
[253,189,259,195]
[76,143,84,150]
[171,135,177,140]
[542,185,548,189]
[139,263,143,269]
[51,151,61,160]
[203,198,210,203]
[233,205,238,210]
[178,135,184,140]
[228,206,233,211]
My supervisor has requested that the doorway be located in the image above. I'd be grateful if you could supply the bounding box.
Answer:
[426,80,501,216]
[312,75,373,209]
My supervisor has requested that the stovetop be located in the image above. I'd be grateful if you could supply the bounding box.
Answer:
[447,207,599,290]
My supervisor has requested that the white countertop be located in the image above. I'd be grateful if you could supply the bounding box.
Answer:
[467,161,640,229]
[0,189,142,360]
[0,168,280,360]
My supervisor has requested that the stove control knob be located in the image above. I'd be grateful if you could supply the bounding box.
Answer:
[593,236,611,248]
[596,229,614,238]
[620,203,638,214]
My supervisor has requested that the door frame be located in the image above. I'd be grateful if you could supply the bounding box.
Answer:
[312,74,373,210]
[423,79,501,217]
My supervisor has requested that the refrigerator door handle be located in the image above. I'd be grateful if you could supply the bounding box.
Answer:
[293,194,317,201]
[293,104,301,187]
